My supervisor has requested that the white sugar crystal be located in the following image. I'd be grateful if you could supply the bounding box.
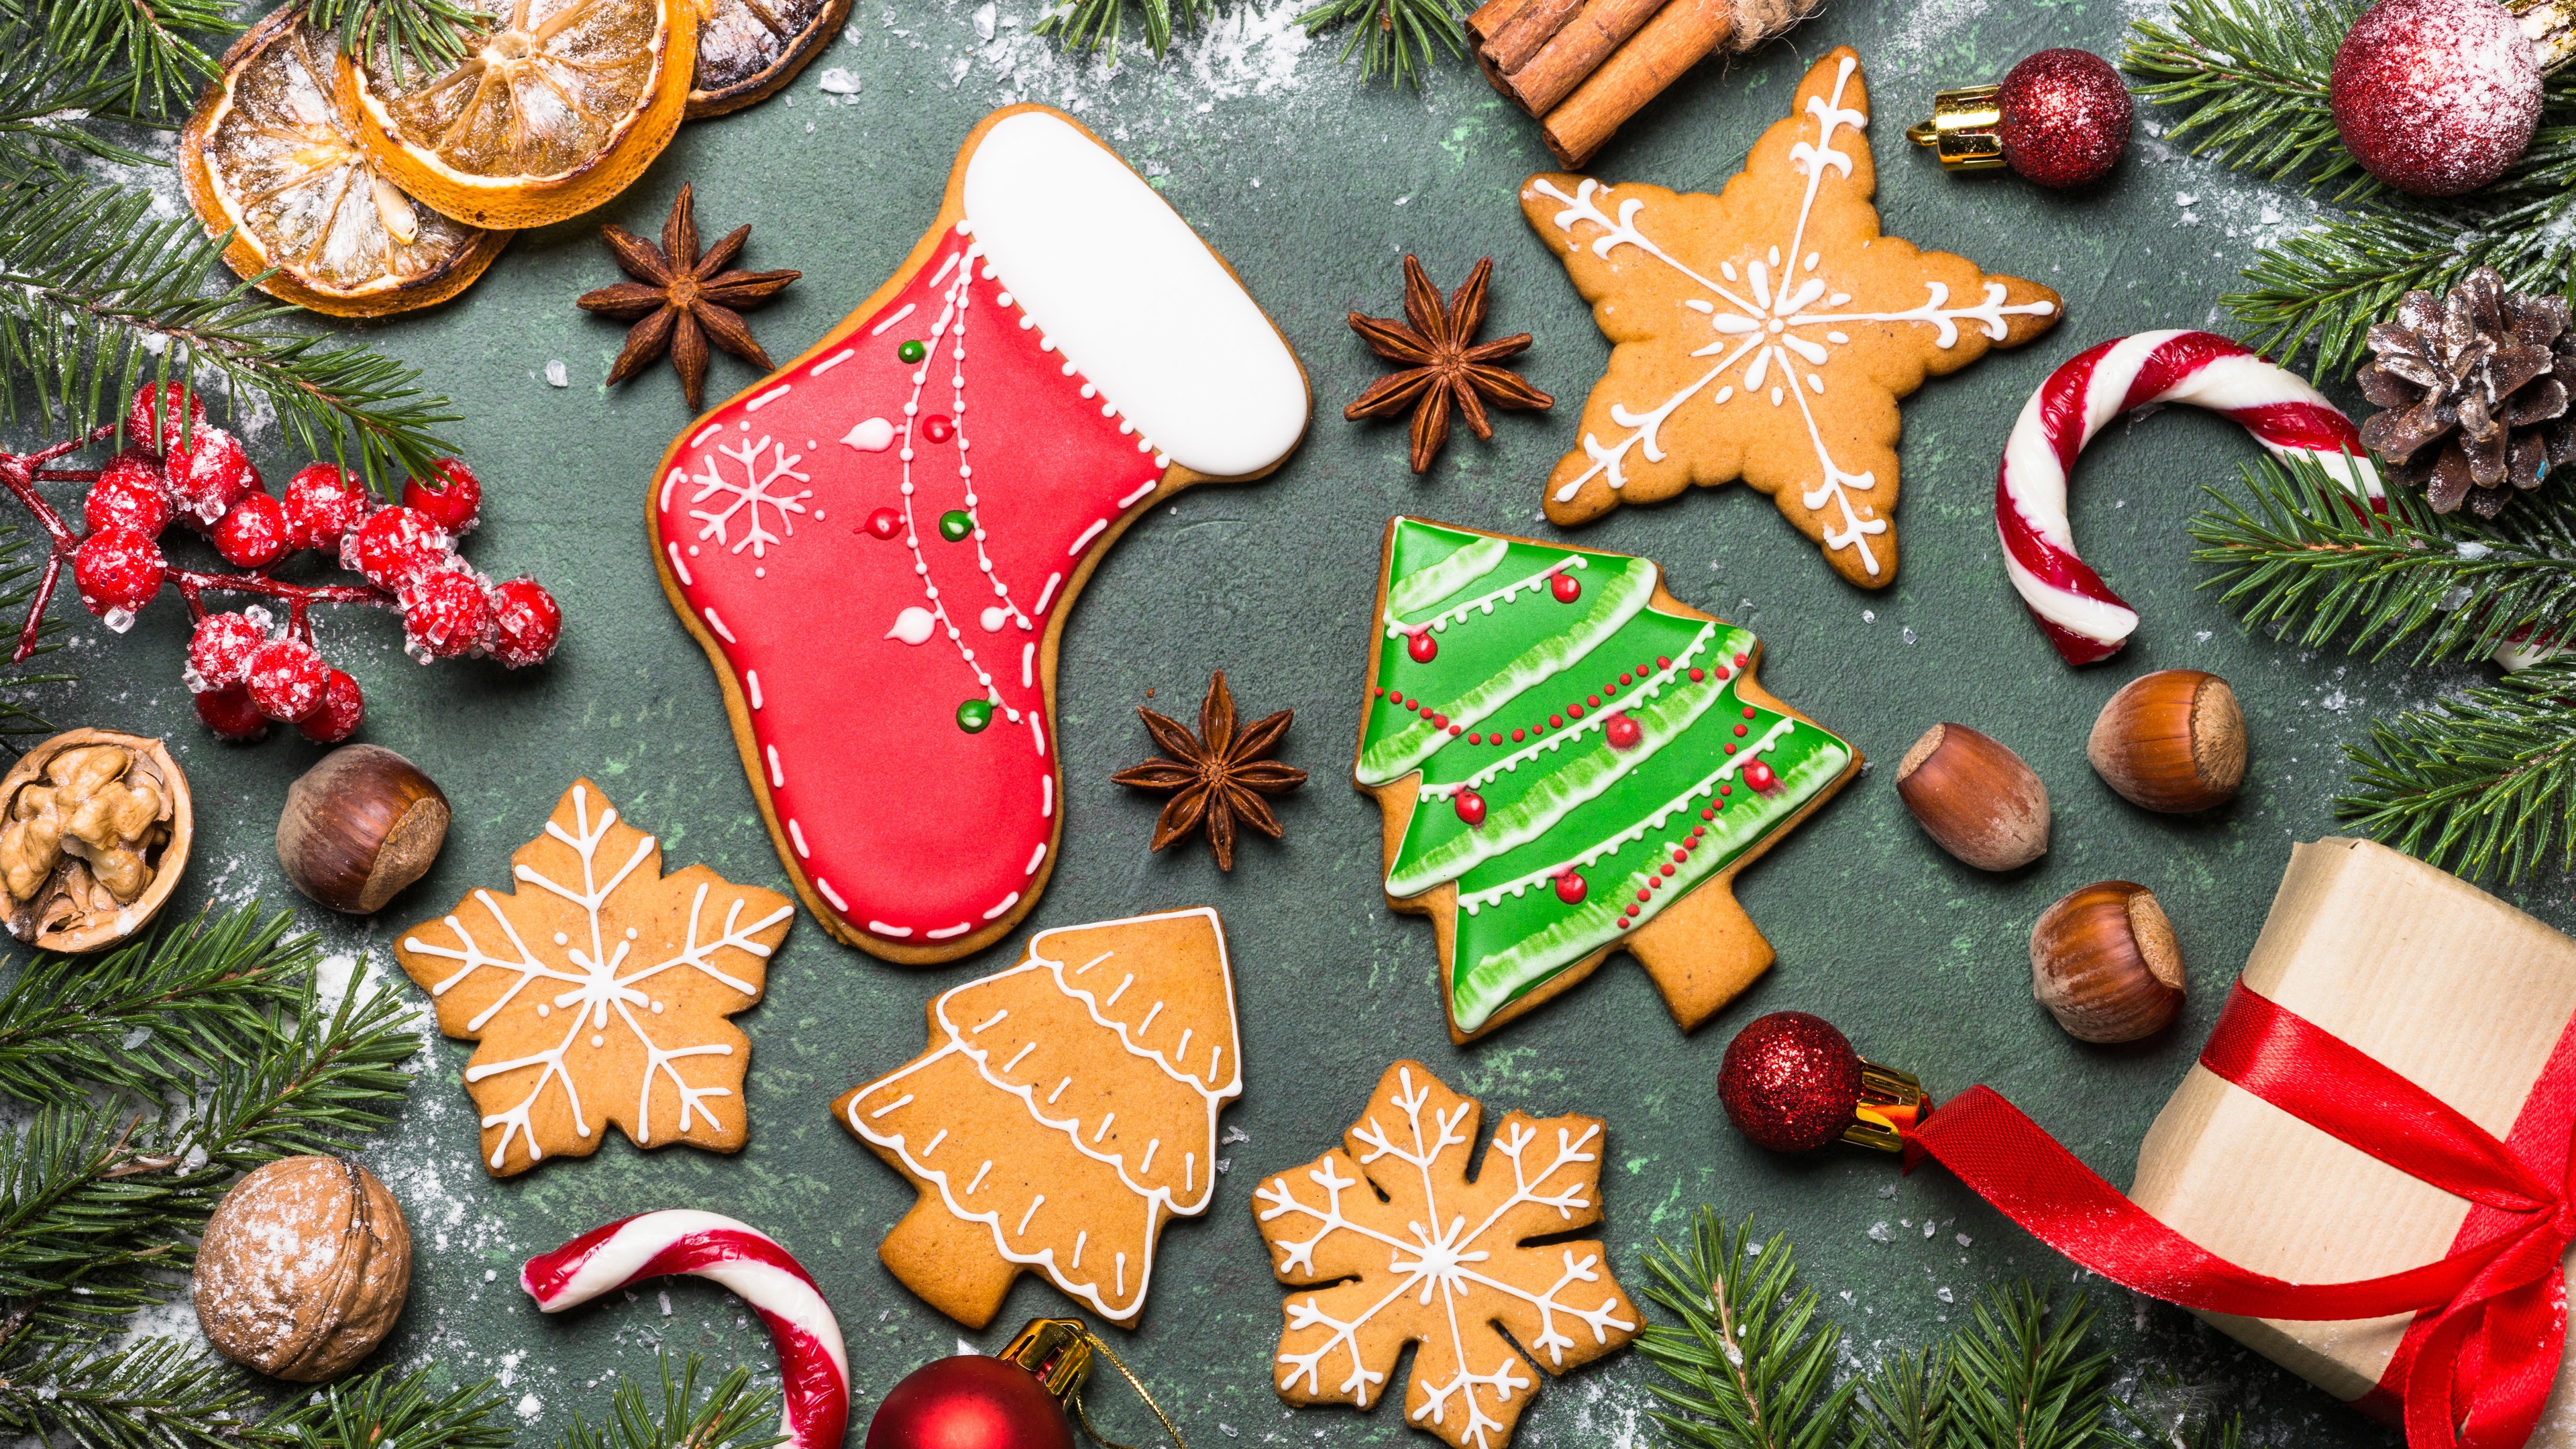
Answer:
[818,67,860,93]
[543,360,568,388]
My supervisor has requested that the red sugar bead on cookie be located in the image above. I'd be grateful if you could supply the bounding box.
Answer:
[865,508,901,539]
[1746,759,1778,791]
[1454,789,1486,827]
[1551,572,1580,603]
[1407,631,1438,663]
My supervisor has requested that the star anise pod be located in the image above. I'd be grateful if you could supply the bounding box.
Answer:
[1111,672,1307,871]
[1346,254,1553,474]
[579,184,801,412]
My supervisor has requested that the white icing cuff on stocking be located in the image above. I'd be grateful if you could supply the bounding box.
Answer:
[962,110,1307,480]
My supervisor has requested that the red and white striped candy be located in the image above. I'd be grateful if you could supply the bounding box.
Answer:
[523,1211,849,1449]
[1997,330,2383,664]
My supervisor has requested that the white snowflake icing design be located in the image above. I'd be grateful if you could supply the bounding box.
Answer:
[688,435,812,559]
[1255,1065,1638,1449]
[1529,54,2055,578]
[400,784,794,1171]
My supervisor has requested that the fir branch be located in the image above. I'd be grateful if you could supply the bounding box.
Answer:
[0,0,232,116]
[557,1356,784,1449]
[2190,454,2576,665]
[0,1333,276,1448]
[0,906,308,1104]
[0,56,157,168]
[2337,659,2576,882]
[1945,1286,2117,1449]
[286,1363,512,1449]
[1030,0,1206,62]
[0,521,67,737]
[1635,1210,1857,1449]
[0,167,464,485]
[2121,0,2361,193]
[1849,1346,1949,1449]
[1297,0,1464,87]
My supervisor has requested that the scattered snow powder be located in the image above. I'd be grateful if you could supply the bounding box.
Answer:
[515,1393,543,1421]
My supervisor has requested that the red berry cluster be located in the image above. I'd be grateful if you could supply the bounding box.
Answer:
[54,384,564,743]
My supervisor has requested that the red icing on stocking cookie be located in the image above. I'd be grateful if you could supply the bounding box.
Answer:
[651,105,1309,962]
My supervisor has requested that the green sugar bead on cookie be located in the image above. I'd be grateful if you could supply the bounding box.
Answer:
[957,698,994,733]
[898,339,927,364]
[938,510,974,542]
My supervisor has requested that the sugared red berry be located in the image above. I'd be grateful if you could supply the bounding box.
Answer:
[1454,789,1487,827]
[164,427,260,527]
[193,685,269,741]
[402,458,481,535]
[1605,714,1642,750]
[85,451,172,539]
[401,569,492,662]
[1407,631,1438,664]
[213,491,291,568]
[865,508,901,540]
[345,506,450,590]
[938,510,973,542]
[1551,572,1582,604]
[72,527,163,624]
[297,669,365,743]
[186,610,269,691]
[244,638,329,721]
[486,577,561,668]
[124,382,205,456]
[282,464,370,551]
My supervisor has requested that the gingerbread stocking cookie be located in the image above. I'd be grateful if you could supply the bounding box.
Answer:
[649,105,1309,963]
[1522,48,2061,587]
[1357,519,1859,1042]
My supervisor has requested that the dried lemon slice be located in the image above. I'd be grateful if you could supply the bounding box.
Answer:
[181,13,508,317]
[687,0,851,116]
[337,0,698,229]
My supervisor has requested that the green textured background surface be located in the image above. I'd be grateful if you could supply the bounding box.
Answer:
[32,0,2483,1442]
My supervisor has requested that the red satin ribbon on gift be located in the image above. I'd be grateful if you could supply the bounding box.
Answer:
[1907,981,2576,1449]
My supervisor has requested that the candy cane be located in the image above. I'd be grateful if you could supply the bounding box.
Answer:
[1997,330,2383,665]
[522,1211,849,1449]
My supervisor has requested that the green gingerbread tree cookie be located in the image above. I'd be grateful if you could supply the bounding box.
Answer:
[1355,518,1859,1042]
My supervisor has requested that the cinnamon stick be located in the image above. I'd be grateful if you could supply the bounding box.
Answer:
[1483,0,1589,76]
[1538,0,1735,166]
[1502,0,1676,117]
[1466,0,1534,42]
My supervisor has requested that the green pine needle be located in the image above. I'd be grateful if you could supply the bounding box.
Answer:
[1850,1346,1949,1449]
[303,0,494,82]
[1032,0,1208,62]
[2337,658,2576,883]
[286,1364,515,1449]
[1945,1285,2116,1449]
[2190,453,2576,666]
[1,0,232,115]
[1635,1210,1858,1449]
[557,1355,784,1449]
[2122,0,2363,194]
[1297,0,1464,87]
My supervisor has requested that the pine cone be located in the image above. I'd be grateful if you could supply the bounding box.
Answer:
[2357,266,2576,518]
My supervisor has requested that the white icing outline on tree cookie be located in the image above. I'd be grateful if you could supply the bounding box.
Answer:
[402,784,793,1171]
[1531,54,2057,578]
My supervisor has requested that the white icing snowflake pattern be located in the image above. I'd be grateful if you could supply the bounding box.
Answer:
[688,435,812,559]
[1530,54,2055,578]
[396,782,794,1175]
[1254,1064,1639,1449]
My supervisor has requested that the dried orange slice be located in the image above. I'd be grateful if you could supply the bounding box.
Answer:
[686,0,851,116]
[180,13,508,317]
[335,0,698,230]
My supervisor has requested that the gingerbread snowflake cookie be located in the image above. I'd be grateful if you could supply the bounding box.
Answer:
[1522,48,2061,587]
[833,908,1241,1328]
[648,104,1309,965]
[1255,1061,1638,1449]
[394,780,794,1175]
[1358,519,1858,1042]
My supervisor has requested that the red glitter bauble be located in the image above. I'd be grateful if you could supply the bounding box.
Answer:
[1718,1011,1862,1153]
[2330,0,2540,197]
[1996,48,2133,188]
[865,1355,1073,1449]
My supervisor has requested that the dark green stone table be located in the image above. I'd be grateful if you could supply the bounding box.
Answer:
[52,0,2451,1441]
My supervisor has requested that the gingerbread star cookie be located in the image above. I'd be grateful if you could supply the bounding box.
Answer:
[394,780,794,1176]
[1522,47,2062,587]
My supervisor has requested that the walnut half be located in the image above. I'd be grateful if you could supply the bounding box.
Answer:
[0,731,191,953]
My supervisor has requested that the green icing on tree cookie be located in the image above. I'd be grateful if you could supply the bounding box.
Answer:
[1360,519,1853,1034]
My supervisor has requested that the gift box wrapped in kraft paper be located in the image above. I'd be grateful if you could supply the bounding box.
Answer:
[2127,837,2576,1429]
[1909,835,2576,1449]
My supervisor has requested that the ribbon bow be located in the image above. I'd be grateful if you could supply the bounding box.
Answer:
[1909,983,2576,1449]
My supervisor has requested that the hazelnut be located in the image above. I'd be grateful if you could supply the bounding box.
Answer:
[0,729,189,952]
[277,746,449,914]
[1894,723,2049,871]
[193,1155,411,1382]
[2087,669,2247,813]
[2030,880,2184,1042]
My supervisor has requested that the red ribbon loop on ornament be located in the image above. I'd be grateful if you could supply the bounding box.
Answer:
[1907,982,2576,1449]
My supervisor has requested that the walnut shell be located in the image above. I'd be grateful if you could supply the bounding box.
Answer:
[0,729,191,953]
[193,1155,412,1382]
